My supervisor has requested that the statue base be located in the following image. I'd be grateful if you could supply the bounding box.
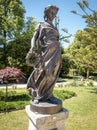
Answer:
[25,105,69,130]
[30,97,62,114]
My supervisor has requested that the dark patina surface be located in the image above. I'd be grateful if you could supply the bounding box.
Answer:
[26,5,62,114]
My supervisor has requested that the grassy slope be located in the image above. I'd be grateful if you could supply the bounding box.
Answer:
[0,87,97,130]
[63,87,97,130]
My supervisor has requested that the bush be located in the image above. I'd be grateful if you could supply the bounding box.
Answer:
[70,81,78,87]
[0,101,29,111]
[53,89,76,100]
[88,81,94,87]
[0,101,6,111]
[0,90,31,111]
[65,81,86,87]
[0,91,5,100]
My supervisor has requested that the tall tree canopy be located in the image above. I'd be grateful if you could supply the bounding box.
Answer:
[7,17,38,76]
[71,0,97,27]
[0,0,25,66]
[67,29,97,78]
[67,0,97,78]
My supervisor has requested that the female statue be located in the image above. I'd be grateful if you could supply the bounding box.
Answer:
[26,5,61,103]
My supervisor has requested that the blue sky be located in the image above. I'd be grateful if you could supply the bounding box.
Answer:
[21,0,97,47]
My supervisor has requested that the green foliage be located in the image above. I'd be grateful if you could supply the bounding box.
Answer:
[7,56,20,67]
[68,81,86,87]
[71,0,97,27]
[69,0,97,78]
[0,88,76,111]
[60,28,72,45]
[0,90,31,111]
[59,54,70,77]
[0,90,30,101]
[53,89,76,100]
[88,81,94,87]
[0,0,25,37]
[69,81,78,87]
[0,101,28,111]
[0,0,25,66]
[6,17,37,76]
[0,1,37,76]
[66,29,97,78]
[0,87,97,130]
[0,91,5,100]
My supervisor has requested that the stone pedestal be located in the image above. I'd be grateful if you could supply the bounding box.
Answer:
[25,105,69,130]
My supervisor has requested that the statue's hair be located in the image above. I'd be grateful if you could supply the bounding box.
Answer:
[44,5,59,21]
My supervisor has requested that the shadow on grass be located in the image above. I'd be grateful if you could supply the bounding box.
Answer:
[90,88,97,94]
[0,94,31,112]
[0,91,31,102]
[86,87,97,94]
[7,94,31,101]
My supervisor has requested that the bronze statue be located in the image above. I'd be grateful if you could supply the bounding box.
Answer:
[26,5,61,104]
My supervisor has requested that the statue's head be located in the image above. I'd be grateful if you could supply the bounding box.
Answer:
[44,5,59,22]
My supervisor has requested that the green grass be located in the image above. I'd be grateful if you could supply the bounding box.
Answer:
[0,110,28,130]
[0,86,97,130]
[63,87,97,130]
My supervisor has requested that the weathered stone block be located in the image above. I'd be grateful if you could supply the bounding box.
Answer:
[25,105,69,130]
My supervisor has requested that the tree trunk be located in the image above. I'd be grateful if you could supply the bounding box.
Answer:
[3,30,7,66]
[3,0,7,66]
[86,67,90,79]
[5,81,8,101]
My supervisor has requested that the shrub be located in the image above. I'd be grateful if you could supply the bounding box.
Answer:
[70,81,78,87]
[0,90,31,111]
[0,91,5,100]
[0,101,6,111]
[65,81,86,87]
[53,89,76,100]
[88,81,94,87]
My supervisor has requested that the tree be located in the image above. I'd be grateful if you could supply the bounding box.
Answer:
[0,67,24,100]
[0,0,25,66]
[7,17,38,76]
[71,0,97,27]
[66,29,97,78]
[59,54,70,77]
[69,0,97,78]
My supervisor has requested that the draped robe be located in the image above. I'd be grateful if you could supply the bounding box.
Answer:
[27,22,61,101]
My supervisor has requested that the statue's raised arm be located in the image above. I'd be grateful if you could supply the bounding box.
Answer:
[25,24,40,67]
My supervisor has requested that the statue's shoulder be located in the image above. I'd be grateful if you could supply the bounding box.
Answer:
[35,22,44,29]
[35,22,42,31]
[38,22,51,29]
[38,22,45,27]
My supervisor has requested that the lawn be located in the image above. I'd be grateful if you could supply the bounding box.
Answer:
[64,86,97,130]
[0,86,97,130]
[0,110,28,130]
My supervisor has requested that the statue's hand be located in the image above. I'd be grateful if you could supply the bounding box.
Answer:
[25,49,34,67]
[26,48,38,67]
[26,59,34,67]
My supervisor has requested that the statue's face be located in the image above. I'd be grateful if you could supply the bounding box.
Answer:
[48,8,58,21]
[44,5,58,22]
